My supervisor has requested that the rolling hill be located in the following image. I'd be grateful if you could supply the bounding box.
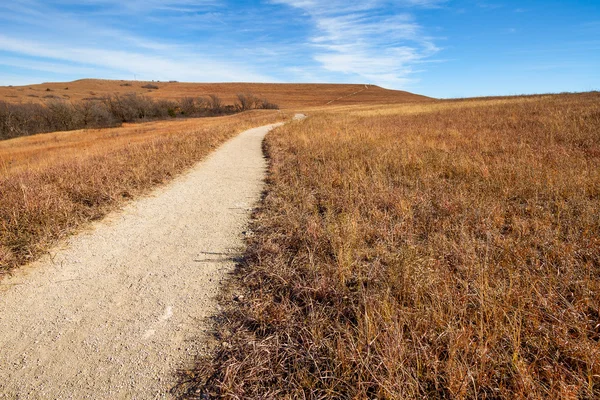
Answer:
[0,79,433,109]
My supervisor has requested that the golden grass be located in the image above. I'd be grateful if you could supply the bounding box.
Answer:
[182,92,600,398]
[0,110,288,273]
[0,79,431,109]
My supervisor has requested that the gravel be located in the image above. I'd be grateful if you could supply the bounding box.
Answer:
[0,122,284,399]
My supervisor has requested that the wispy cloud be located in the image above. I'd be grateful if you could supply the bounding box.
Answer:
[0,55,105,76]
[0,0,598,96]
[0,0,446,88]
[0,1,280,83]
[49,0,220,14]
[0,34,276,82]
[271,0,441,87]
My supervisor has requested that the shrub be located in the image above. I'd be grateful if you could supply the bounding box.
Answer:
[74,100,118,128]
[179,97,196,116]
[259,98,279,110]
[236,93,259,111]
[208,94,223,114]
[43,100,77,131]
[141,84,159,90]
[0,101,47,140]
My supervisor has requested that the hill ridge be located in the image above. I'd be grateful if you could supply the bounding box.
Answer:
[0,79,433,108]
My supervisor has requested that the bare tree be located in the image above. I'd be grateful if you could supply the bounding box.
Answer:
[236,93,259,111]
[179,97,196,116]
[208,94,223,114]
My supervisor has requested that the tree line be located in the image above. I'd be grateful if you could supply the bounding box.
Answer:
[0,93,278,140]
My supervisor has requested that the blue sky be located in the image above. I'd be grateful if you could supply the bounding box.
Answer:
[0,0,598,98]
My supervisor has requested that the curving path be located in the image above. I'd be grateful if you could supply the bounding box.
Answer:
[0,121,287,399]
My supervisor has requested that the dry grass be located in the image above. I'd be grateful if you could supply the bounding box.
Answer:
[182,92,600,398]
[0,79,431,109]
[0,110,287,273]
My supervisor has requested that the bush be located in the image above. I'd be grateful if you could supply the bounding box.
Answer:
[0,101,48,140]
[259,98,279,110]
[236,93,259,111]
[141,84,159,90]
[208,94,223,114]
[236,93,279,111]
[74,100,118,128]
[179,97,196,116]
[43,100,77,131]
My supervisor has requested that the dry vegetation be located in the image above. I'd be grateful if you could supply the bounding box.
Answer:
[0,110,287,273]
[0,79,421,272]
[0,79,430,109]
[182,92,600,398]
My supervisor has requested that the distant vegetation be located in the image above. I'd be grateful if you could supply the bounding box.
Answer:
[0,93,278,140]
[184,92,600,399]
[0,79,432,110]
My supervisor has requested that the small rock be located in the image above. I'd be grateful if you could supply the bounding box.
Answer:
[233,294,245,302]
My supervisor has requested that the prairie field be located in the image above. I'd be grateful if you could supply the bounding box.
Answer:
[1,81,598,398]
[0,110,287,273]
[186,92,600,398]
[0,81,428,273]
[0,79,430,109]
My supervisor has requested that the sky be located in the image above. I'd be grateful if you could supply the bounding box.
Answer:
[0,0,598,98]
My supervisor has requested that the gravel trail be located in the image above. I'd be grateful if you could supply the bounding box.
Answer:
[0,121,285,399]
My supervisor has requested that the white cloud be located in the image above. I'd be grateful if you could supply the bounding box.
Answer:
[0,35,277,83]
[0,56,105,76]
[50,0,220,13]
[0,0,443,87]
[0,1,280,84]
[272,0,441,88]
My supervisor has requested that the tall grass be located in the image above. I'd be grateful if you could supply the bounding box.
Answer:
[184,93,600,398]
[0,111,286,273]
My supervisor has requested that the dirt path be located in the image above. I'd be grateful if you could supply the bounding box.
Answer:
[0,121,286,399]
[325,84,370,105]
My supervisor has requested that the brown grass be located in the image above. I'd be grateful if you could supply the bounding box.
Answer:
[0,110,287,273]
[181,92,600,398]
[0,79,431,109]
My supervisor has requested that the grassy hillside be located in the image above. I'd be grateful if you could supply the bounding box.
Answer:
[183,92,600,399]
[0,79,432,109]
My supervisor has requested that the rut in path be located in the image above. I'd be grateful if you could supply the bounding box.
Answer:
[0,122,285,399]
